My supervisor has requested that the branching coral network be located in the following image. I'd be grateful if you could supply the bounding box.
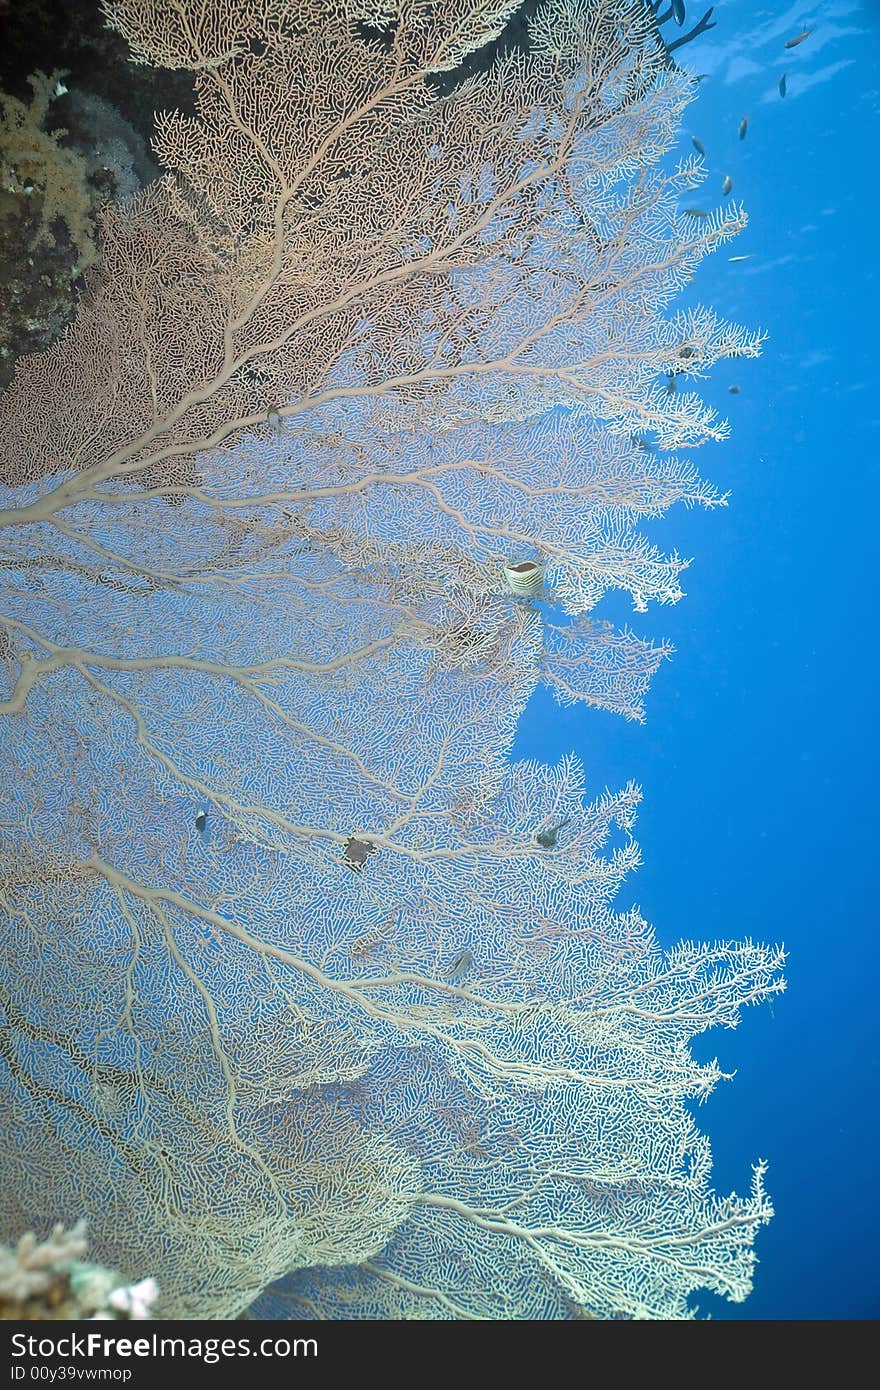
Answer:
[0,0,782,1319]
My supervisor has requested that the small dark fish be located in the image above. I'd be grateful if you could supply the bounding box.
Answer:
[630,433,653,452]
[728,384,741,394]
[722,174,733,196]
[536,818,571,849]
[685,207,709,219]
[738,116,749,141]
[671,0,686,27]
[778,73,787,98]
[678,344,696,359]
[785,28,812,50]
[195,810,207,833]
[665,373,677,395]
[691,135,706,157]
[343,835,377,871]
[444,948,474,982]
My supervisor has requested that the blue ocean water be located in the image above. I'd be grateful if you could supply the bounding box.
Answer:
[514,0,879,1319]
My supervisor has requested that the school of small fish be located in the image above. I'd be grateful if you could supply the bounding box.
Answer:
[670,17,814,405]
[685,20,813,214]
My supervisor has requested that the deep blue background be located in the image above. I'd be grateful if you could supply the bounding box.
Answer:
[514,0,878,1319]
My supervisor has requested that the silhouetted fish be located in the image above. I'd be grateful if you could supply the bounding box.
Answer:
[785,29,812,50]
[671,0,686,27]
[728,255,751,262]
[778,73,788,98]
[738,116,749,141]
[722,174,733,196]
[536,818,571,849]
[728,384,741,394]
[445,948,474,982]
[195,810,207,833]
[692,135,706,157]
[685,208,709,219]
